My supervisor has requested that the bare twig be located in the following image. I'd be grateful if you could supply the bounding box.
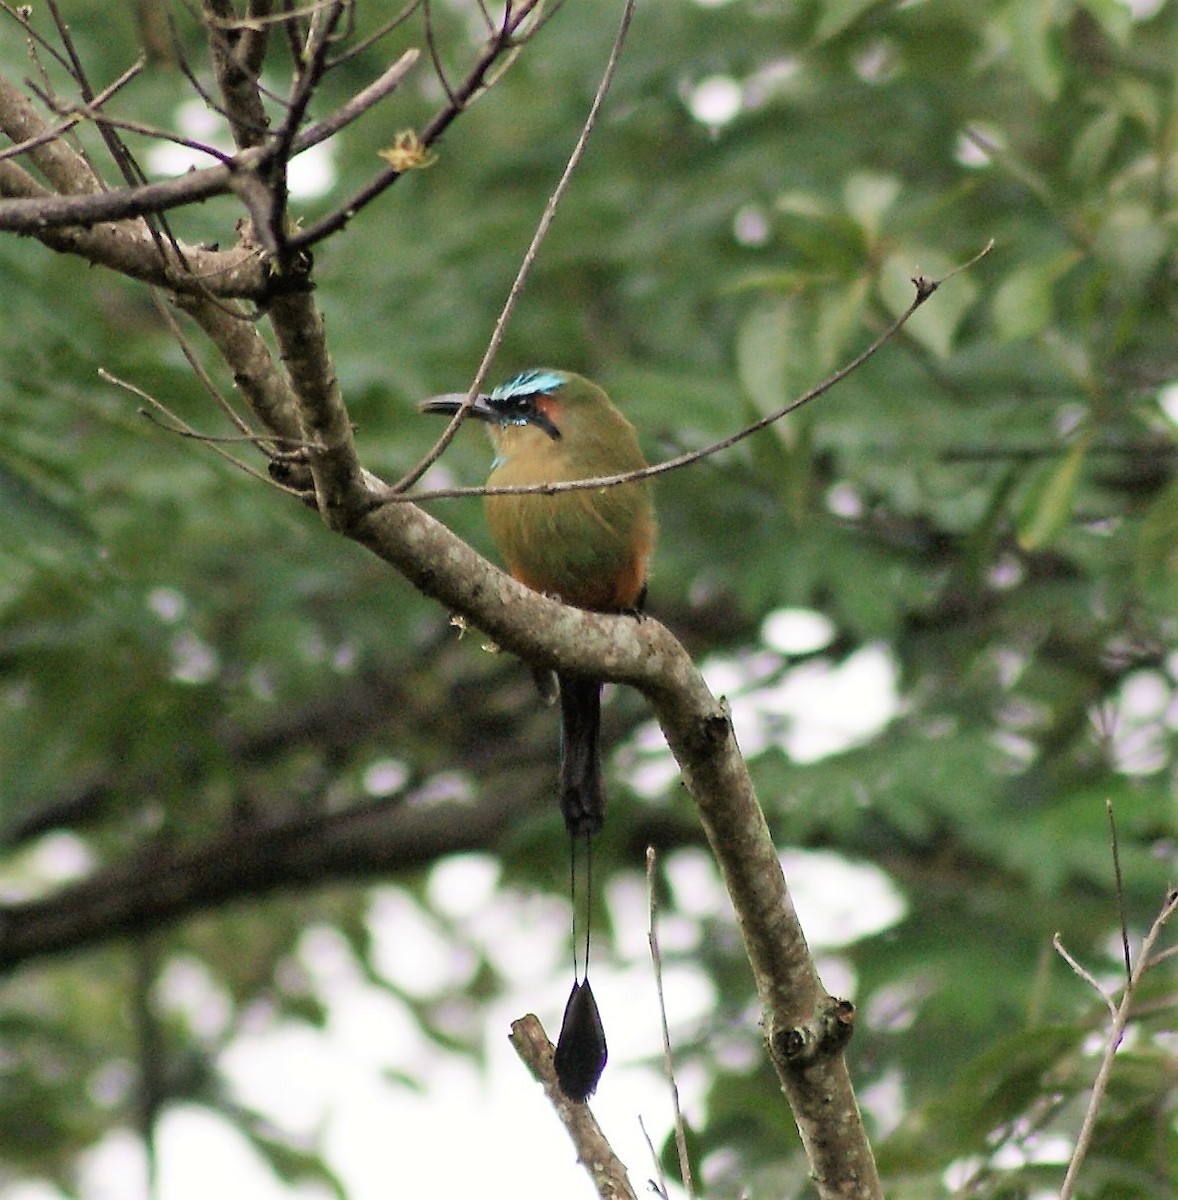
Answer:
[201,0,326,33]
[307,47,420,141]
[287,0,543,249]
[1144,944,1178,970]
[481,0,549,90]
[647,847,695,1200]
[99,368,298,493]
[398,243,995,505]
[1107,801,1132,980]
[45,0,146,191]
[1057,889,1178,1200]
[421,0,457,105]
[149,291,255,439]
[326,0,420,68]
[393,0,638,493]
[0,56,146,165]
[1052,933,1117,1021]
[637,1115,670,1200]
[280,0,346,160]
[35,12,191,276]
[0,1,74,74]
[471,0,497,38]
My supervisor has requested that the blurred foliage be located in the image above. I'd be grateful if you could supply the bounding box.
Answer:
[2,0,1178,1197]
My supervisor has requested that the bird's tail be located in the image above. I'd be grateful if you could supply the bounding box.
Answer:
[557,673,605,838]
[555,671,608,1101]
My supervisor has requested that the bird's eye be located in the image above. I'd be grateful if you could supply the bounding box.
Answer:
[496,395,533,419]
[491,391,551,431]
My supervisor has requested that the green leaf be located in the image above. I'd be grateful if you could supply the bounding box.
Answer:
[0,446,100,572]
[813,0,886,42]
[999,0,1065,101]
[1135,477,1178,595]
[1094,203,1169,285]
[843,172,901,243]
[736,300,799,414]
[991,251,1081,342]
[1016,436,1090,551]
[1069,108,1123,183]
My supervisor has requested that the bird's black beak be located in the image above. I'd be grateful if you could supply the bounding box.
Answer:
[418,392,498,423]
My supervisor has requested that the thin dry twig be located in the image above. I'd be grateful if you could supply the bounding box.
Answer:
[637,1115,669,1200]
[45,0,141,185]
[326,0,419,68]
[99,368,302,494]
[1107,800,1132,980]
[44,0,179,284]
[149,291,255,439]
[393,0,638,493]
[471,0,497,38]
[0,1,73,74]
[646,847,695,1200]
[397,241,995,505]
[1056,888,1178,1200]
[421,0,457,105]
[287,0,545,250]
[1144,943,1178,970]
[0,56,146,165]
[203,0,336,32]
[1052,933,1117,1021]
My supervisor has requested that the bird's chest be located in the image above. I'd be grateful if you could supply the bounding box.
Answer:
[484,476,638,608]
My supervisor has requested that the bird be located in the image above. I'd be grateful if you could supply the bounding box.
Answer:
[421,369,656,1101]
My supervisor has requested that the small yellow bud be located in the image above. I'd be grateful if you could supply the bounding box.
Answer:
[378,130,438,172]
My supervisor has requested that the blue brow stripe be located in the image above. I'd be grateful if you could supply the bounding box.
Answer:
[490,370,565,401]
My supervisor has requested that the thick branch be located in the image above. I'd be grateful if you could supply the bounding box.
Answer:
[175,293,306,444]
[266,286,369,520]
[0,11,882,1192]
[345,495,880,1199]
[0,788,543,973]
[0,122,268,294]
[203,0,273,151]
[0,71,102,194]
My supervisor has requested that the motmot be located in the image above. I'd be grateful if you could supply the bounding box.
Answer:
[421,369,656,1101]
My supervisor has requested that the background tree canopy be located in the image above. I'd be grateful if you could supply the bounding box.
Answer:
[2,0,1178,1197]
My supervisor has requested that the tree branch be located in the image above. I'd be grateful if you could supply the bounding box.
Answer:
[0,6,891,1194]
[1057,889,1178,1198]
[403,248,993,504]
[0,47,420,294]
[0,787,545,973]
[510,1014,638,1200]
[287,0,546,250]
[342,491,881,1198]
[394,0,638,493]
